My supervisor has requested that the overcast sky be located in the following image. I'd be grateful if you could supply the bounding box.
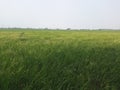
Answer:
[0,0,120,29]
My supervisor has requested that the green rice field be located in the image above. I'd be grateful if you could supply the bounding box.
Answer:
[0,29,120,90]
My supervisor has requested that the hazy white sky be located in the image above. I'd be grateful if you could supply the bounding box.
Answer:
[0,0,120,29]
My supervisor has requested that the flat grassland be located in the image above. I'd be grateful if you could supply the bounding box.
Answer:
[0,29,120,90]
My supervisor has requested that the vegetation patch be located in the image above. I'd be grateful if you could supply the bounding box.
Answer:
[0,29,120,90]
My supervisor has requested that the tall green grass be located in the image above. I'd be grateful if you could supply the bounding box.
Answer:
[0,29,120,90]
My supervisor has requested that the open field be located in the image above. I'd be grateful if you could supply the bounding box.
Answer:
[0,29,120,90]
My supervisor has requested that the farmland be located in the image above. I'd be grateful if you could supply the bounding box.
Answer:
[0,29,120,90]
